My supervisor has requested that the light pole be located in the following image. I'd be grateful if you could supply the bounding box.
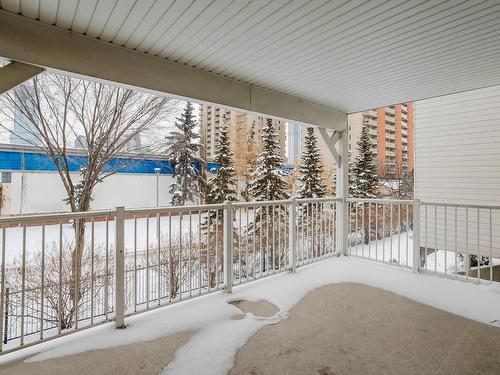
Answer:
[154,167,161,206]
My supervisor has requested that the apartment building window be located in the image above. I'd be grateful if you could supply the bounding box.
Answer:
[2,172,11,183]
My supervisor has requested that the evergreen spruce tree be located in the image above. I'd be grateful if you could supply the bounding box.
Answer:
[203,115,237,287]
[248,118,288,273]
[298,128,325,199]
[206,116,237,204]
[350,126,378,244]
[166,102,205,206]
[249,119,289,201]
[351,126,378,198]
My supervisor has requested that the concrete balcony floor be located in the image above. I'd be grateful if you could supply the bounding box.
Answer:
[0,257,499,375]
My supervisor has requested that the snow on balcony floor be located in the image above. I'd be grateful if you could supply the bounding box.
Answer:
[0,256,499,375]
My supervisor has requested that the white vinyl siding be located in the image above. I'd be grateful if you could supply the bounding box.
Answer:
[415,86,500,258]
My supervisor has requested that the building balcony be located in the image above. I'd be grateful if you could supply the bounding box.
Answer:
[385,107,396,115]
[364,118,378,127]
[365,109,378,118]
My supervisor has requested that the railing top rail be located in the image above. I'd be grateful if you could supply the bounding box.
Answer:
[295,197,342,204]
[232,196,341,208]
[125,203,225,215]
[232,199,290,208]
[420,201,500,210]
[347,198,413,204]
[0,209,115,226]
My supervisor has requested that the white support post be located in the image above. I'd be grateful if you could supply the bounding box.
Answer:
[336,130,349,256]
[223,202,233,293]
[289,198,297,272]
[412,199,421,273]
[114,206,126,328]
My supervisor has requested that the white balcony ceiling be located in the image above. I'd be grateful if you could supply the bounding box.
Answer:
[1,0,500,113]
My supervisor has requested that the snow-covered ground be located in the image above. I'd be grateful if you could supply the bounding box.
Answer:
[1,256,499,375]
[349,230,499,275]
[3,209,257,264]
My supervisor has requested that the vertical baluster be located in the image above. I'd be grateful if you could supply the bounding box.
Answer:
[58,222,63,334]
[245,207,249,280]
[362,203,365,258]
[465,207,469,279]
[90,220,95,322]
[146,215,149,308]
[389,204,393,263]
[375,203,378,261]
[271,205,275,273]
[157,213,161,304]
[20,226,26,345]
[0,228,5,352]
[133,216,137,312]
[444,207,447,275]
[434,205,437,272]
[198,210,202,294]
[188,211,193,297]
[74,219,79,330]
[105,218,109,320]
[355,203,359,256]
[489,209,493,284]
[259,207,263,276]
[252,207,256,279]
[239,208,242,281]
[40,225,45,339]
[406,204,409,267]
[382,204,386,261]
[424,204,428,270]
[278,205,286,270]
[189,211,192,296]
[169,213,173,299]
[333,202,336,255]
[348,202,351,255]
[300,203,304,262]
[398,204,401,264]
[455,207,458,277]
[179,212,183,298]
[266,206,270,274]
[368,203,371,259]
[477,208,480,283]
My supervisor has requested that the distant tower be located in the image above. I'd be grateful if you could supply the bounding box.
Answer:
[287,122,302,165]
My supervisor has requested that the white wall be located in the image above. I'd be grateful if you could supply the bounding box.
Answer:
[415,85,500,257]
[3,171,175,214]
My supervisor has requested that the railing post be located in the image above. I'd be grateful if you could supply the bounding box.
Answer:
[412,199,420,273]
[289,198,297,272]
[223,201,233,293]
[114,206,126,328]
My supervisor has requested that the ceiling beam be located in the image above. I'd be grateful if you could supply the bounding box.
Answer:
[0,61,44,95]
[0,11,346,130]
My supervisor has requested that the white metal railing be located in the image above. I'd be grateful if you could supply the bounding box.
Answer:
[0,196,496,354]
[0,197,340,353]
[418,201,500,283]
[347,198,499,283]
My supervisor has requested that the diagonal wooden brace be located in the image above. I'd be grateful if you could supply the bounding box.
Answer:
[0,61,44,95]
[318,127,340,165]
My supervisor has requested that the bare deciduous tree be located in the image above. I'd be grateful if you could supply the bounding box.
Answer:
[0,72,174,326]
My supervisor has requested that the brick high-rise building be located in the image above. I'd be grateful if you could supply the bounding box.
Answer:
[348,103,414,177]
